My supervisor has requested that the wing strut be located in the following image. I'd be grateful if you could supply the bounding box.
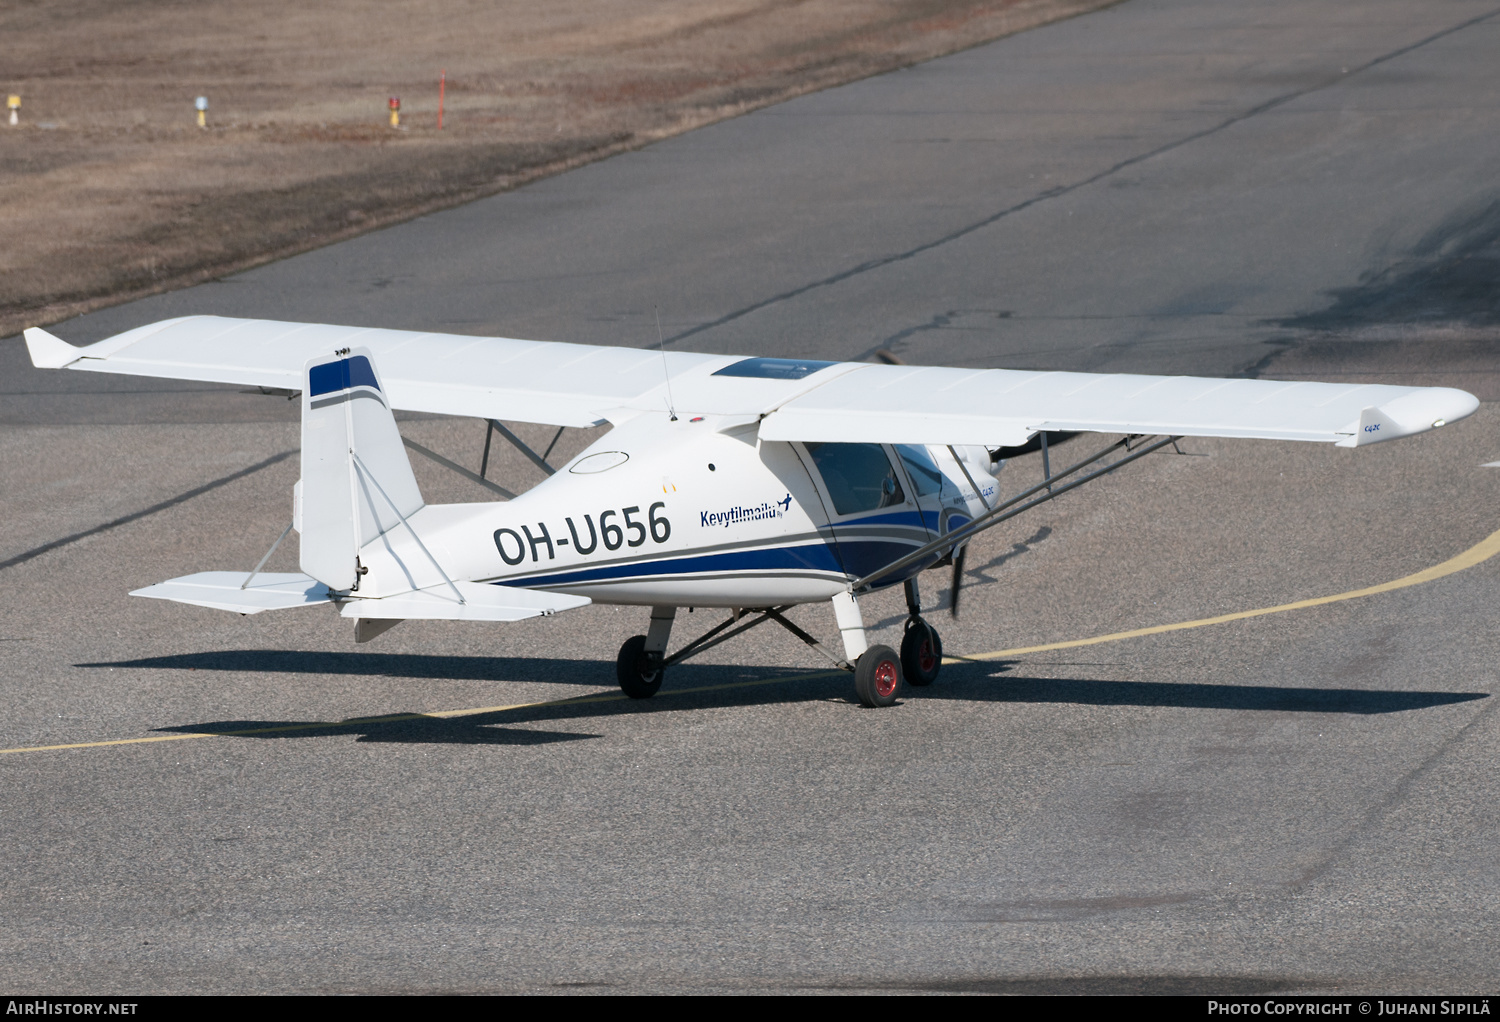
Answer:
[402,436,516,499]
[484,419,558,477]
[400,420,565,502]
[851,434,1182,595]
[943,444,994,619]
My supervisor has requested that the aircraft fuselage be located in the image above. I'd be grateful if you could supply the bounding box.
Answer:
[355,412,997,608]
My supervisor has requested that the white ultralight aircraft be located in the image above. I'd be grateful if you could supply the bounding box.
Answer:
[26,317,1480,707]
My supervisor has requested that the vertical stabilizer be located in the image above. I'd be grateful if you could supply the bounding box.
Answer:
[300,349,424,590]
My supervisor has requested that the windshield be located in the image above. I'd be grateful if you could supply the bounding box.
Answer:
[894,444,946,498]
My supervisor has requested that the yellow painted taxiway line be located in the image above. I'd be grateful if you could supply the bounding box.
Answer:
[950,524,1500,663]
[3,525,1497,758]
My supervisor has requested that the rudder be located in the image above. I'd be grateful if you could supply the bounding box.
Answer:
[300,348,423,590]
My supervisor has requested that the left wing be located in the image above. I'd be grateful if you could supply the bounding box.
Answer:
[25,316,733,428]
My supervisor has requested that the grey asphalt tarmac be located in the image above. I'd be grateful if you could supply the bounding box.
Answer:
[3,0,1499,995]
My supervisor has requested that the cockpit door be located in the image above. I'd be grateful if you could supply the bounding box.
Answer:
[798,441,927,581]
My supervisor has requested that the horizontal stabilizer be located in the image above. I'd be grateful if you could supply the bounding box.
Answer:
[339,582,590,622]
[24,327,82,369]
[131,572,331,614]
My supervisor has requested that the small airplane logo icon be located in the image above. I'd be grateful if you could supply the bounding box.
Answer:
[777,493,792,511]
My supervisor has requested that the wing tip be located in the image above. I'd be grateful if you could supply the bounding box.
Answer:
[23,326,82,369]
[1344,387,1482,447]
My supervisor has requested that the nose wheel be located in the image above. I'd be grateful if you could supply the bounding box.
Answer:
[900,618,942,687]
[616,634,664,699]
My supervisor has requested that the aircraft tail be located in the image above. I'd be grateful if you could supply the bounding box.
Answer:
[298,348,424,591]
[127,347,592,626]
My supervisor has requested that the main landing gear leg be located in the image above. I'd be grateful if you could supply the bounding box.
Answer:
[900,578,942,688]
[834,591,904,708]
[831,591,868,663]
[645,606,677,655]
[617,607,676,699]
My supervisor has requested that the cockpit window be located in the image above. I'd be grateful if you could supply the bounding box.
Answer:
[894,444,944,498]
[805,442,906,516]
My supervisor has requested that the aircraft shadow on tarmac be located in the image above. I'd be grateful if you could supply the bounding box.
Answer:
[153,713,599,747]
[82,649,619,686]
[937,665,1488,715]
[78,651,1488,748]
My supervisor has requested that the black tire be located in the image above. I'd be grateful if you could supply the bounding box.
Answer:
[900,619,942,687]
[853,644,903,708]
[616,635,664,699]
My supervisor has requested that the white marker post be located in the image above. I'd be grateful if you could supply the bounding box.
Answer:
[195,96,207,129]
[7,95,18,127]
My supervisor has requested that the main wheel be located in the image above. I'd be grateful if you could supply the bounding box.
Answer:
[900,619,942,687]
[853,644,903,708]
[616,635,664,699]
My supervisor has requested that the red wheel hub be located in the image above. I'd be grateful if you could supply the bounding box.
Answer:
[918,638,937,673]
[874,658,899,699]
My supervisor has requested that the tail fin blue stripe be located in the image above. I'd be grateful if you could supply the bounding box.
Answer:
[309,356,380,397]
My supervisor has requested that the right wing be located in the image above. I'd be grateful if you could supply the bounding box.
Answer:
[757,364,1480,448]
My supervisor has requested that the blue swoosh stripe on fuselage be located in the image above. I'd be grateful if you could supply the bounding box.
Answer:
[826,506,980,538]
[496,542,845,588]
[497,503,969,590]
[830,539,939,582]
[826,508,956,579]
[837,508,928,530]
[870,507,975,534]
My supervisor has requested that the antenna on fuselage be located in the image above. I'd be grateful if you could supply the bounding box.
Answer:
[655,304,677,422]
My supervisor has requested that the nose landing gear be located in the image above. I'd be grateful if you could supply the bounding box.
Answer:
[900,617,942,687]
[898,577,943,687]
